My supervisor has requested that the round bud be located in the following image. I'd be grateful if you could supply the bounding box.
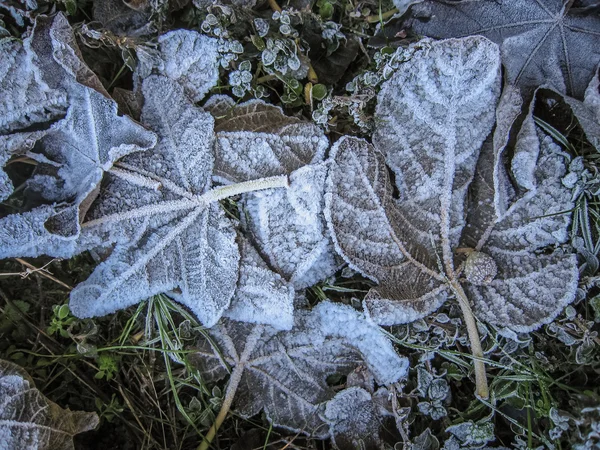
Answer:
[464,251,497,285]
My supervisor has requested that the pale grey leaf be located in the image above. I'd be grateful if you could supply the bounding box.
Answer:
[134,30,219,102]
[323,387,391,450]
[0,38,66,135]
[191,301,407,437]
[0,14,156,258]
[325,136,448,325]
[70,75,238,327]
[559,87,600,153]
[241,163,339,288]
[393,0,423,16]
[409,0,600,99]
[464,124,579,332]
[374,37,501,251]
[0,205,79,259]
[71,203,239,327]
[0,359,98,450]
[224,238,295,331]
[205,96,328,184]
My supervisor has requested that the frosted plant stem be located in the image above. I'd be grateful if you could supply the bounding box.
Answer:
[198,363,245,450]
[198,326,264,450]
[200,175,289,203]
[450,281,489,399]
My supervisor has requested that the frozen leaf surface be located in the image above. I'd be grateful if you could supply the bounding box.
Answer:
[191,301,407,437]
[0,14,156,258]
[461,99,579,332]
[323,387,393,450]
[326,37,501,325]
[69,75,238,327]
[0,359,98,450]
[242,163,339,288]
[325,37,578,331]
[207,96,335,287]
[205,96,328,184]
[409,0,600,98]
[135,30,219,102]
[223,238,295,331]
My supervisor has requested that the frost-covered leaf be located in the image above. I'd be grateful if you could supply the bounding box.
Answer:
[223,237,295,330]
[135,30,219,102]
[205,95,328,184]
[461,96,579,332]
[206,95,335,288]
[93,0,152,36]
[323,387,394,450]
[0,38,66,201]
[0,38,66,136]
[0,359,98,450]
[69,75,238,327]
[325,36,578,332]
[241,163,339,288]
[191,301,408,437]
[326,37,501,325]
[0,14,156,259]
[409,0,600,98]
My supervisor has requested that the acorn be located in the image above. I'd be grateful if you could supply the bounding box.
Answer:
[464,251,497,286]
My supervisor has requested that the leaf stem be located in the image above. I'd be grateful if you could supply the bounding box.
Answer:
[198,363,245,450]
[450,281,489,399]
[201,175,289,203]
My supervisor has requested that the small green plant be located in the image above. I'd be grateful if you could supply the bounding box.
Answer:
[95,353,120,381]
[47,304,77,338]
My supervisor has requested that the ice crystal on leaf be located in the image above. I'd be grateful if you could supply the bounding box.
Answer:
[134,29,220,103]
[69,75,239,327]
[0,14,156,259]
[0,359,99,449]
[408,0,600,99]
[325,36,579,334]
[223,237,295,330]
[191,301,407,437]
[323,386,395,450]
[205,95,338,288]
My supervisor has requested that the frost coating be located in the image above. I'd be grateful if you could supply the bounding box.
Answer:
[192,301,407,437]
[0,14,156,258]
[206,95,336,287]
[135,30,219,102]
[409,0,600,98]
[323,387,391,450]
[205,95,328,184]
[70,75,239,327]
[242,164,339,288]
[0,359,98,450]
[224,238,295,330]
[325,37,578,332]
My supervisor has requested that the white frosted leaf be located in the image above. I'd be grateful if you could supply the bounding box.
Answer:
[326,37,576,332]
[134,30,219,102]
[0,205,80,259]
[242,163,339,288]
[0,38,66,135]
[224,238,295,330]
[205,96,328,184]
[374,37,501,251]
[191,301,407,437]
[464,116,579,332]
[69,75,239,327]
[0,38,66,201]
[409,0,600,99]
[314,301,409,385]
[323,387,391,450]
[0,359,98,450]
[0,14,156,258]
[584,67,600,120]
[71,203,239,327]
